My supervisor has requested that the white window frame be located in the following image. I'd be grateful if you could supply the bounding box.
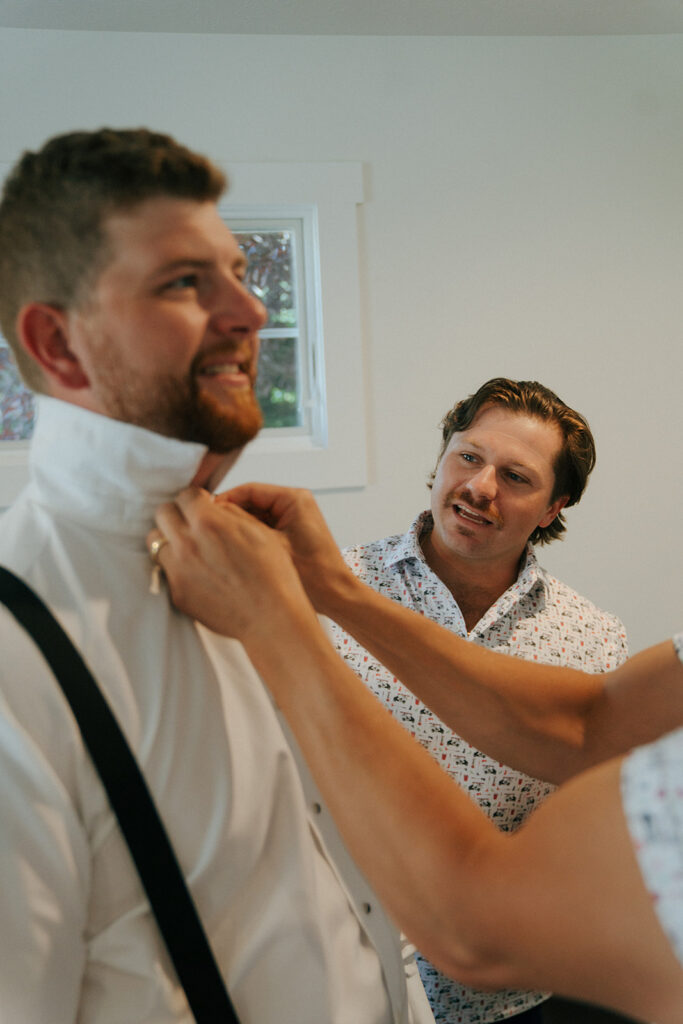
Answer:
[217,161,366,491]
[228,210,322,442]
[0,161,30,506]
[0,161,366,506]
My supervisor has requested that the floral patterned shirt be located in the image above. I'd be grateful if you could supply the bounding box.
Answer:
[333,511,629,1023]
[621,633,683,969]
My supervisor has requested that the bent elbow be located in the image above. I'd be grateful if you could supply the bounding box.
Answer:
[428,941,521,993]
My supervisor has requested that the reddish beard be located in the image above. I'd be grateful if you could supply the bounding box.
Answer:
[90,363,263,451]
[182,380,264,451]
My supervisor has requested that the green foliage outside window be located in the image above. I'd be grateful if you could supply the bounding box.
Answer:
[236,230,301,429]
[0,339,34,440]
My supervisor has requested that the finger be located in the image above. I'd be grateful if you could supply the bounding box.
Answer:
[212,496,275,529]
[171,485,211,517]
[219,482,313,533]
[146,528,171,572]
[219,482,291,515]
[154,498,191,541]
[175,488,265,541]
[177,487,264,531]
[213,494,271,525]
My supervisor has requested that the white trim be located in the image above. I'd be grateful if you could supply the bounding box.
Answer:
[216,162,366,491]
[230,212,316,440]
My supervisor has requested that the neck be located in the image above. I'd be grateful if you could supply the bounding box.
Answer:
[191,448,243,491]
[420,530,523,632]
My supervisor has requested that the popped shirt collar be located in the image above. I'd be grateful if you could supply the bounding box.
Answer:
[387,509,542,597]
[28,396,211,536]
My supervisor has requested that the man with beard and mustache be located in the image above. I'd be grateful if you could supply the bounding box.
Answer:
[0,128,434,1024]
[332,378,629,1024]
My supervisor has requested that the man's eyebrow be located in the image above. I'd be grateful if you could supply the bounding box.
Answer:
[453,437,485,454]
[151,257,212,277]
[151,254,248,277]
[454,436,545,472]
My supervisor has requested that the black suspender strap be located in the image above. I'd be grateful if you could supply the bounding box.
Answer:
[0,566,239,1024]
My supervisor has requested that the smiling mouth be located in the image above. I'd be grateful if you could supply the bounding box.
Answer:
[196,358,254,388]
[453,503,494,527]
[200,362,243,377]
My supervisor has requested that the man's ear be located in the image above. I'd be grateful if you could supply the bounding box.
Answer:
[538,494,569,529]
[16,303,90,390]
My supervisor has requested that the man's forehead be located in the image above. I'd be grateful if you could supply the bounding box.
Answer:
[102,196,237,263]
[448,408,561,467]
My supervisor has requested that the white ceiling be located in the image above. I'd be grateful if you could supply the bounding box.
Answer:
[1,0,683,36]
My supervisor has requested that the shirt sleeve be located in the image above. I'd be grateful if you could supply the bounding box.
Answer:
[673,631,683,665]
[620,715,683,969]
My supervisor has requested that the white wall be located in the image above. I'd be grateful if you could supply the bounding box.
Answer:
[0,29,681,652]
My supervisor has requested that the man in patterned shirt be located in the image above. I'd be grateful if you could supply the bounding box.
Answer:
[332,378,629,1024]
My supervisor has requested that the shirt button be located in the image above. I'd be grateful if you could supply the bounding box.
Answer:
[363,902,372,914]
[312,802,322,814]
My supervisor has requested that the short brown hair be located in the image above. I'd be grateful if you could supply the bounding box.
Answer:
[430,377,596,545]
[0,127,227,391]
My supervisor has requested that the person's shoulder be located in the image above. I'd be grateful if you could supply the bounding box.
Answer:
[0,493,48,578]
[342,512,428,571]
[342,532,405,573]
[536,565,627,633]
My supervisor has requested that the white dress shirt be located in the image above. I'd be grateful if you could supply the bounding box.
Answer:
[0,396,433,1024]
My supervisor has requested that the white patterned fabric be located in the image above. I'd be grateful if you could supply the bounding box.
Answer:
[0,397,433,1024]
[334,511,629,1023]
[620,633,683,968]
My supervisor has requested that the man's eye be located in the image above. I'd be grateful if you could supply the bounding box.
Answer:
[461,452,477,463]
[507,471,527,484]
[166,273,199,291]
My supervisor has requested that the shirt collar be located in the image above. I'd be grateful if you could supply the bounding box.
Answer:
[385,510,434,569]
[387,509,543,598]
[28,396,213,536]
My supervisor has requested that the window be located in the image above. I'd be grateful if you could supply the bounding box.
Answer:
[0,161,366,505]
[218,162,366,492]
[236,225,304,431]
[0,335,32,506]
[231,212,324,440]
[0,336,34,441]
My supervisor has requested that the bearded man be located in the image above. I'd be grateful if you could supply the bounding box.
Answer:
[0,127,433,1024]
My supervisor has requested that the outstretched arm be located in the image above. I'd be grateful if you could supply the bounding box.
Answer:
[216,483,683,783]
[150,487,683,1024]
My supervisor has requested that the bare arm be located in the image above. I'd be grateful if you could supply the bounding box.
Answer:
[150,488,683,1024]
[324,571,681,781]
[219,483,683,783]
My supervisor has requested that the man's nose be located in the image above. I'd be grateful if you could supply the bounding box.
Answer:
[468,464,497,502]
[213,277,268,333]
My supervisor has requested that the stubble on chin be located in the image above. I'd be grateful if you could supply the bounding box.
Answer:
[187,385,264,452]
[91,365,263,451]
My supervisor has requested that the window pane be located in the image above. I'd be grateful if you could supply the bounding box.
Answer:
[0,336,35,441]
[256,336,299,428]
[234,229,303,430]
[235,230,297,328]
